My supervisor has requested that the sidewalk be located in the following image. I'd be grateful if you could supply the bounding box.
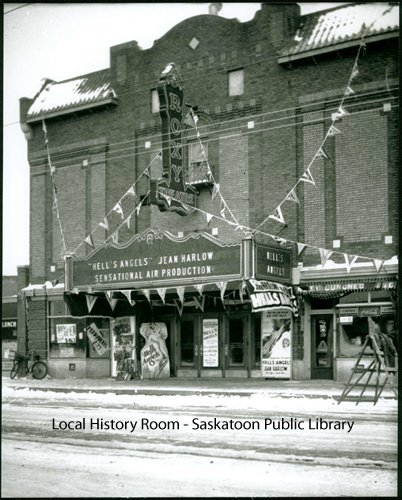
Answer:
[3,375,397,400]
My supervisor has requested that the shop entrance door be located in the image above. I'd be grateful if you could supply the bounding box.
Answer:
[311,314,333,379]
[178,315,223,377]
[225,316,247,376]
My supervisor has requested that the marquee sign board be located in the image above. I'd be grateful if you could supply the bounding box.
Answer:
[255,243,292,284]
[71,229,242,289]
[150,63,197,215]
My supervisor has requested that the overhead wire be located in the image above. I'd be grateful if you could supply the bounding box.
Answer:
[39,91,398,168]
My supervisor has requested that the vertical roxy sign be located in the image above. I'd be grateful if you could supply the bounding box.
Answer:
[150,63,196,215]
[202,318,219,367]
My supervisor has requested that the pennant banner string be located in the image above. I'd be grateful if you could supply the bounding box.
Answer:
[190,108,240,227]
[42,119,68,256]
[72,150,161,255]
[170,193,385,272]
[251,37,369,236]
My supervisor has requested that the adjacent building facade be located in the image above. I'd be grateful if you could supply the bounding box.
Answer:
[18,3,399,380]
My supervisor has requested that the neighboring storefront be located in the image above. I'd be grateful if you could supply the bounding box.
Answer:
[299,261,398,382]
[2,317,18,372]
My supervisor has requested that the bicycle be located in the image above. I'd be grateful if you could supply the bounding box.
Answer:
[9,351,48,380]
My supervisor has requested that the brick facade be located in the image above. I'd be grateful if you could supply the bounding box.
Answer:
[18,4,399,380]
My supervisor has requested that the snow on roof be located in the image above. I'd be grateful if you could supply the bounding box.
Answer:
[26,69,117,121]
[22,281,65,294]
[279,3,399,61]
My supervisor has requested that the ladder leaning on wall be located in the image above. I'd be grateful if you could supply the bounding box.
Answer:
[338,329,398,405]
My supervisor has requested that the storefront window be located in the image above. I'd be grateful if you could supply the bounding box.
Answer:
[49,318,87,358]
[49,299,110,359]
[338,313,396,356]
[180,319,194,366]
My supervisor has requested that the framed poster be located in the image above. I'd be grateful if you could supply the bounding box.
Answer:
[261,310,292,379]
[112,317,136,378]
[202,318,219,368]
[56,324,77,344]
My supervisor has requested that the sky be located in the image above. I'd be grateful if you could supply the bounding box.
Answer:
[3,2,344,276]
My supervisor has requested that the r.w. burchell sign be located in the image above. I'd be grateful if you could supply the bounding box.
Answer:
[70,229,242,289]
[150,63,197,215]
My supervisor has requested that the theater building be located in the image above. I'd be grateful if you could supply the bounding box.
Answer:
[18,3,398,380]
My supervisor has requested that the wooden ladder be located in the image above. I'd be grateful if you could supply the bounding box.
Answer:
[338,331,398,405]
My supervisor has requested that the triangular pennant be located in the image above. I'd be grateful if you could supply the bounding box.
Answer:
[156,288,166,304]
[50,165,56,174]
[319,248,334,267]
[344,254,358,273]
[297,242,307,256]
[42,120,47,135]
[345,86,355,96]
[351,64,359,80]
[142,289,151,303]
[113,202,124,219]
[125,215,131,230]
[136,199,143,216]
[105,291,118,311]
[196,130,201,138]
[212,183,220,201]
[85,294,98,313]
[316,148,329,160]
[239,281,248,304]
[160,192,172,207]
[286,189,300,204]
[99,217,109,231]
[111,231,119,244]
[174,299,184,317]
[334,106,350,120]
[176,286,185,305]
[143,167,150,178]
[268,206,285,224]
[183,111,196,128]
[194,284,204,296]
[272,236,287,246]
[217,281,227,302]
[206,212,214,226]
[220,204,226,219]
[121,290,136,307]
[51,279,59,287]
[300,167,315,186]
[372,259,384,273]
[127,186,136,197]
[328,125,341,136]
[194,295,205,312]
[84,235,94,248]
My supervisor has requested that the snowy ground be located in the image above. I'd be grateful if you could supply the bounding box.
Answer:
[2,383,397,497]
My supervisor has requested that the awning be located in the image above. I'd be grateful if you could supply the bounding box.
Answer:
[64,280,245,318]
[299,275,397,299]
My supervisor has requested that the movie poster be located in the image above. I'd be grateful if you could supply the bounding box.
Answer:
[112,317,136,379]
[140,322,170,379]
[202,318,219,367]
[261,310,292,379]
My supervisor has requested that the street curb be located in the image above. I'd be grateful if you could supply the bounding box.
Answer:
[7,384,396,400]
